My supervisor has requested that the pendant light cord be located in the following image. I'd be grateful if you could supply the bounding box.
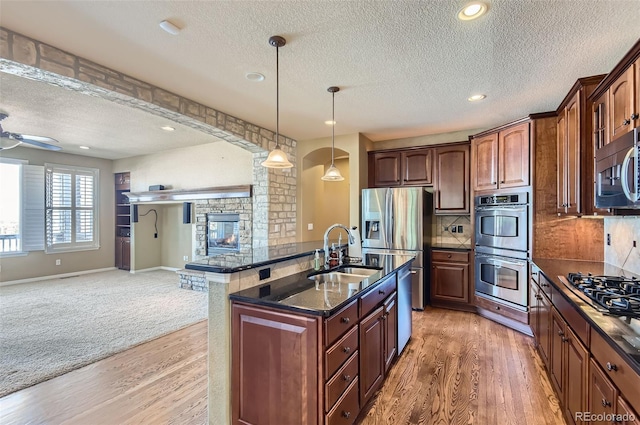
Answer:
[275,43,280,149]
[331,90,335,166]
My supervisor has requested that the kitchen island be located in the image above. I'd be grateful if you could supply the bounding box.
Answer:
[183,243,413,425]
[229,253,415,425]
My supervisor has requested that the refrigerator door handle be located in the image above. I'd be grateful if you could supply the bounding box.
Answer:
[385,188,394,245]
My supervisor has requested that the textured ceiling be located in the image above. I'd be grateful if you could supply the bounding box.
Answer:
[0,1,639,160]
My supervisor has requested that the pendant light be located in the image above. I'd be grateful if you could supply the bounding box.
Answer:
[261,36,293,169]
[321,86,344,181]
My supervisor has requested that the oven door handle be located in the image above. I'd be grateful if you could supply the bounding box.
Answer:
[621,145,639,202]
[475,206,527,212]
[477,255,526,268]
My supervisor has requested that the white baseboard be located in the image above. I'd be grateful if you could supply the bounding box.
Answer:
[129,266,181,274]
[0,267,118,287]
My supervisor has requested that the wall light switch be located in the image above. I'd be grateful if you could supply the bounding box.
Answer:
[457,225,463,233]
[183,255,189,261]
[307,223,314,231]
[55,259,61,266]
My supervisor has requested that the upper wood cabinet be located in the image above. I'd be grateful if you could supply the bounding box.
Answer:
[557,75,607,216]
[368,148,433,188]
[434,144,470,214]
[401,148,433,186]
[471,121,530,192]
[609,65,637,142]
[592,90,609,150]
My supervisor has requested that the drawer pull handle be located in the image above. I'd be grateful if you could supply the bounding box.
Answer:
[343,346,351,354]
[343,374,351,382]
[601,398,611,407]
[623,118,631,126]
[340,317,350,324]
[342,411,351,419]
[379,290,386,295]
[495,306,500,310]
[631,113,639,120]
[558,330,564,336]
[606,362,617,372]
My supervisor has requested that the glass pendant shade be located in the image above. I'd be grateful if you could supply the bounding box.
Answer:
[321,86,343,181]
[321,163,344,181]
[262,147,293,168]
[261,36,293,169]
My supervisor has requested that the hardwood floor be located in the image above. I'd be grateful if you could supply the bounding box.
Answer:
[0,309,565,425]
[360,307,566,425]
[0,320,208,425]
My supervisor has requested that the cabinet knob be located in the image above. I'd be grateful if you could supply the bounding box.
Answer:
[631,113,639,120]
[340,317,350,324]
[447,254,452,258]
[601,398,611,407]
[343,346,351,354]
[606,362,617,372]
[536,295,542,300]
[500,180,505,184]
[492,181,497,185]
[623,118,631,126]
[379,290,386,295]
[495,306,500,310]
[342,411,351,419]
[558,330,564,336]
[343,374,351,382]
[561,336,568,343]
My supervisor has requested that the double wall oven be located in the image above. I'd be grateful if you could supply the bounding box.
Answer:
[474,192,529,311]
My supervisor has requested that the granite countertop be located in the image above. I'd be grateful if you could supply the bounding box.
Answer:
[431,242,472,251]
[229,253,416,317]
[532,258,640,374]
[185,241,328,273]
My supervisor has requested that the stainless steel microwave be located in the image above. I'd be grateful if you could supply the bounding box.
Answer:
[595,127,640,209]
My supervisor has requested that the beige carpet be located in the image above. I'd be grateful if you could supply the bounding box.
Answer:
[0,269,207,397]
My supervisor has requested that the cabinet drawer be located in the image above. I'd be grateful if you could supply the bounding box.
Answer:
[552,290,590,347]
[475,295,528,324]
[538,272,554,300]
[325,326,359,380]
[325,351,359,412]
[360,274,396,318]
[431,250,469,263]
[325,300,358,347]
[590,328,640,414]
[326,377,359,425]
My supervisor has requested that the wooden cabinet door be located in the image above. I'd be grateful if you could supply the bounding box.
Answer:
[232,303,320,425]
[434,145,470,214]
[564,326,588,425]
[635,59,640,128]
[593,91,609,149]
[370,152,401,187]
[565,93,581,215]
[550,308,565,399]
[498,122,530,188]
[529,281,539,343]
[431,260,469,303]
[617,395,640,425]
[121,237,130,271]
[472,133,498,191]
[588,358,617,423]
[609,66,635,142]
[359,306,384,406]
[557,111,568,213]
[401,148,433,186]
[383,293,397,374]
[538,291,551,369]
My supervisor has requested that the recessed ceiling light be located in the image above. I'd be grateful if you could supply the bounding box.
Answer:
[79,146,90,150]
[161,126,175,132]
[458,2,488,20]
[159,20,181,35]
[324,120,336,125]
[245,72,265,82]
[468,94,486,102]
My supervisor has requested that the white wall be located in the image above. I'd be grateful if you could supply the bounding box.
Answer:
[113,141,253,191]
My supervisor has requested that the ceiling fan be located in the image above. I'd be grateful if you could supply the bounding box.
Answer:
[0,112,62,151]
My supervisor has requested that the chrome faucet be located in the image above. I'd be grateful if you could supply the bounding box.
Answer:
[323,224,355,269]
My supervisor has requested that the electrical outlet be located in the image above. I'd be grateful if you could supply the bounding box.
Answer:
[607,233,611,246]
[183,255,189,261]
[457,225,463,233]
[307,223,314,231]
[55,259,61,266]
[451,226,457,233]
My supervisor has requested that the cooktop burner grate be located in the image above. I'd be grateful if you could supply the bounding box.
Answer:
[566,273,640,318]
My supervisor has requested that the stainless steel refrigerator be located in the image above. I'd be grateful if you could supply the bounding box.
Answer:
[361,187,432,310]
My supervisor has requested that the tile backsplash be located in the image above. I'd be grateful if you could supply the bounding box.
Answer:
[433,215,472,246]
[604,217,640,275]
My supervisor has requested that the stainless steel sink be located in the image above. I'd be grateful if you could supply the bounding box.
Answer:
[308,272,365,284]
[338,267,380,277]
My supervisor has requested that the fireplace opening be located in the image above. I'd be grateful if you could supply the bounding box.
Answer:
[207,213,240,254]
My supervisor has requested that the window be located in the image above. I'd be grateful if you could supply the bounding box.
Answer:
[45,163,99,253]
[0,160,24,253]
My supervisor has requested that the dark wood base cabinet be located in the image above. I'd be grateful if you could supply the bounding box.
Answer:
[430,250,473,312]
[232,272,401,425]
[530,264,640,425]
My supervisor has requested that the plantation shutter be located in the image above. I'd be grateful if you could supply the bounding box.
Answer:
[22,165,45,251]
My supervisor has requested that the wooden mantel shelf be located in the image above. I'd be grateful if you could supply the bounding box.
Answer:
[124,185,251,203]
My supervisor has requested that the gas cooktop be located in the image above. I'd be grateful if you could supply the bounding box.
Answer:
[565,273,640,318]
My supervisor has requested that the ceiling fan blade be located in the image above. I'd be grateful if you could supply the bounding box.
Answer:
[8,133,62,151]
